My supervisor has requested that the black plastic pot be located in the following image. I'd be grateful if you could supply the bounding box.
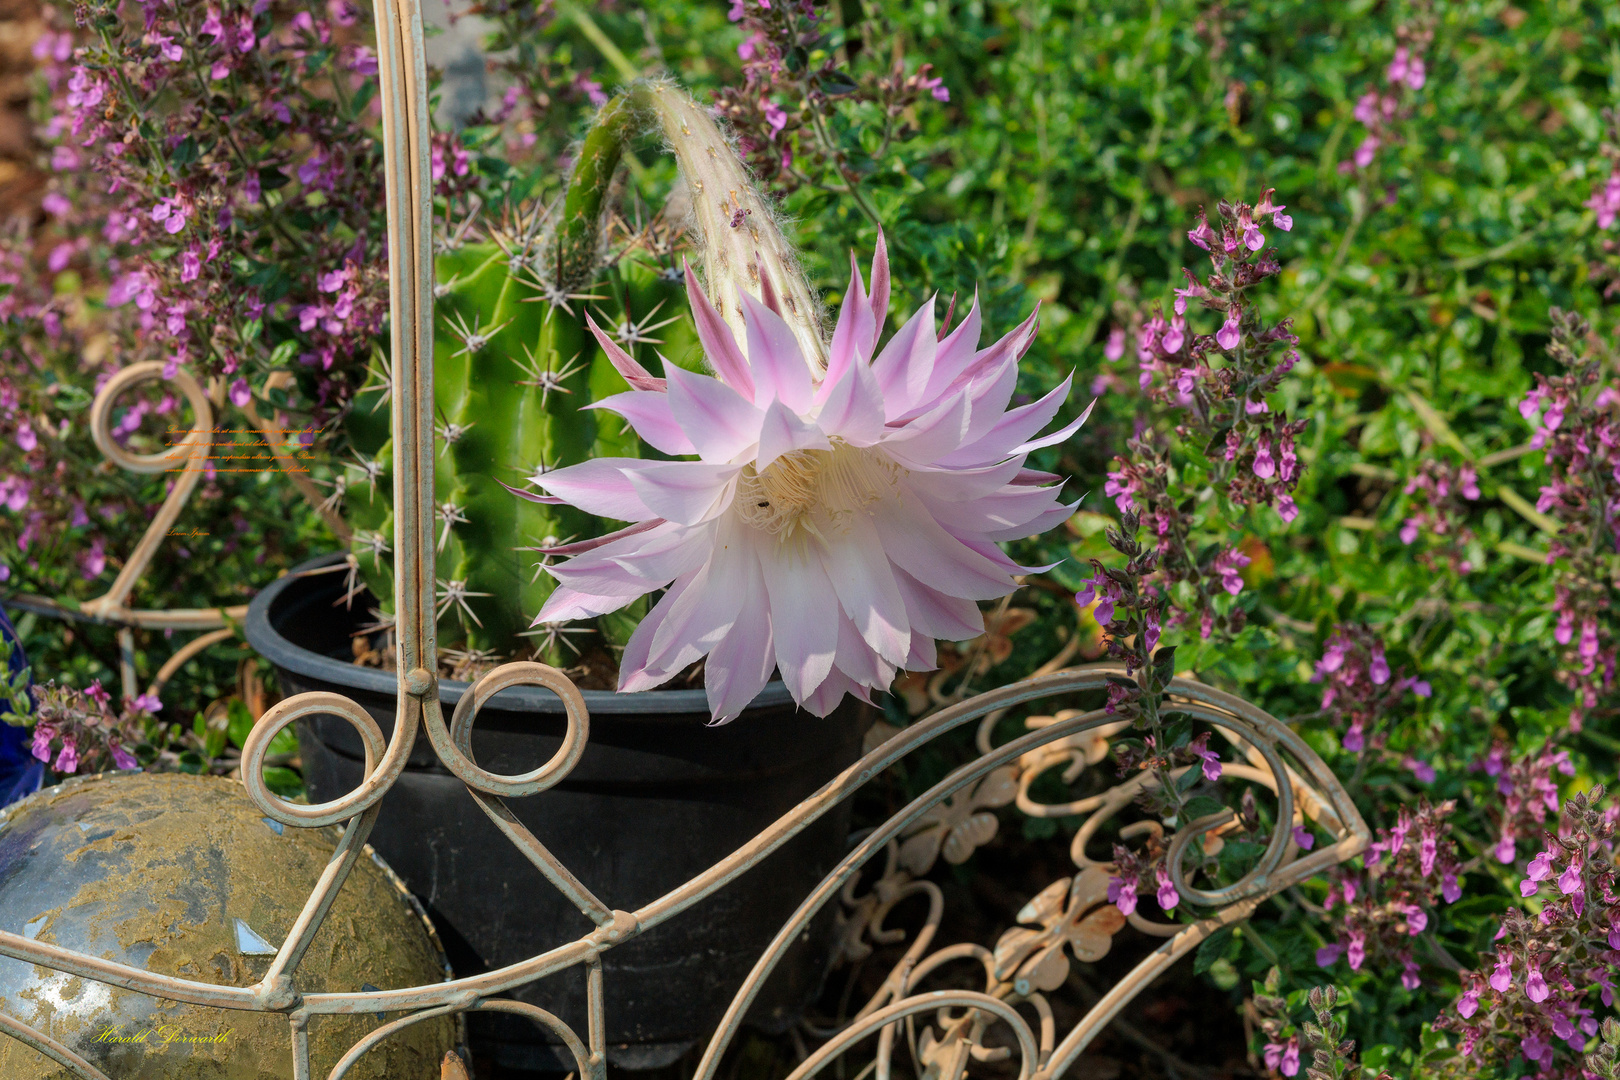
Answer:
[245,555,869,1072]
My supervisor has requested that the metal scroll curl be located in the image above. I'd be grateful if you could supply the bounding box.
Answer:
[0,1,1370,1078]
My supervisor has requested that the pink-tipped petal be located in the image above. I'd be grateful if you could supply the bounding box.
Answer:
[876,503,1017,601]
[684,260,754,397]
[645,551,748,676]
[868,229,890,345]
[983,498,1079,542]
[497,478,567,505]
[740,288,814,412]
[830,612,894,691]
[535,584,638,622]
[548,523,708,595]
[586,314,666,391]
[940,374,1079,465]
[870,297,937,418]
[934,303,1040,404]
[618,575,691,692]
[905,632,938,671]
[584,391,697,455]
[533,458,656,521]
[918,482,1065,538]
[538,519,663,557]
[800,667,869,718]
[821,247,877,399]
[1012,396,1095,455]
[902,457,1027,502]
[881,388,973,467]
[916,291,983,407]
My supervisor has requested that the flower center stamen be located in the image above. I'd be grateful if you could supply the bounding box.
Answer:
[734,442,900,543]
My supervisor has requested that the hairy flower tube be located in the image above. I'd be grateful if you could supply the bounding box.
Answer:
[524,237,1089,721]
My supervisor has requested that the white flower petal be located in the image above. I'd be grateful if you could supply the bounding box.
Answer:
[867,229,891,348]
[801,667,870,718]
[1012,397,1096,455]
[916,290,983,406]
[645,549,748,676]
[818,513,911,667]
[892,565,986,642]
[756,398,832,472]
[665,365,764,462]
[619,575,691,693]
[915,483,1065,539]
[876,501,1018,601]
[704,550,776,723]
[759,547,839,702]
[684,260,754,397]
[903,458,1026,502]
[939,373,1074,466]
[881,388,973,467]
[585,391,696,456]
[586,314,666,391]
[821,247,879,398]
[625,461,740,526]
[535,585,638,623]
[740,289,813,412]
[814,356,887,446]
[982,498,1079,542]
[549,522,708,595]
[534,458,656,521]
[905,633,938,671]
[870,296,936,419]
[831,610,895,691]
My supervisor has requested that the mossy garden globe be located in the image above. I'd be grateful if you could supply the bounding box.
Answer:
[0,772,457,1079]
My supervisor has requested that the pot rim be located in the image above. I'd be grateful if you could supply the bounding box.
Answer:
[245,553,797,716]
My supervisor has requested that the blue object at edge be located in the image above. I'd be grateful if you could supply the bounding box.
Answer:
[0,604,42,807]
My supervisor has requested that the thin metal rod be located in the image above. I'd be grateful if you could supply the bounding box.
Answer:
[0,1011,113,1080]
[262,805,383,984]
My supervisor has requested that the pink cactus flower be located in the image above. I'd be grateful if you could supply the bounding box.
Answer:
[527,236,1090,722]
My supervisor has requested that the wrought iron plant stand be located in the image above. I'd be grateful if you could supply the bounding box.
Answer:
[0,2,1370,1076]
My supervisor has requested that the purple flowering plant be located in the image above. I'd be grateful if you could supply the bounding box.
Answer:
[712,0,951,227]
[1097,190,1303,647]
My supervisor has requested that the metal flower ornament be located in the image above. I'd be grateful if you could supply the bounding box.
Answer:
[529,238,1090,721]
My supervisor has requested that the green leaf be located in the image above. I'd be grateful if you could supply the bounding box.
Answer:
[1194,926,1236,975]
[1183,795,1228,820]
[258,167,291,191]
[260,767,304,800]
[1152,644,1178,684]
[350,79,376,118]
